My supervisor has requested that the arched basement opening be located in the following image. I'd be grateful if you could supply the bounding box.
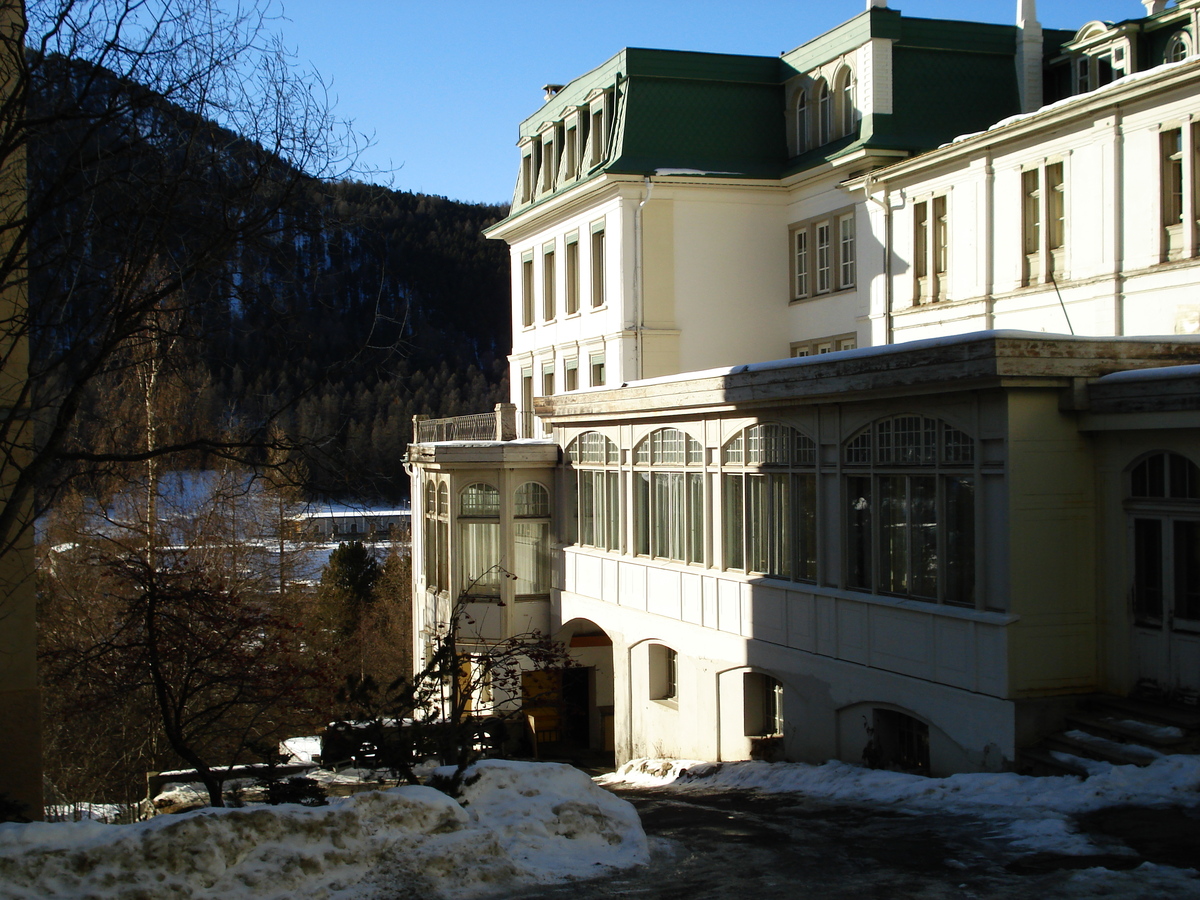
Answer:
[522,618,615,768]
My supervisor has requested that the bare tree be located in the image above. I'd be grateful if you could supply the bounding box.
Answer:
[0,0,362,583]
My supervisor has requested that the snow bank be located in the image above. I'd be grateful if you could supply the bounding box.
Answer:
[602,756,1200,859]
[0,761,647,900]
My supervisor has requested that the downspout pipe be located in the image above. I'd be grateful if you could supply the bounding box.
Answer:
[633,175,654,380]
[864,172,894,345]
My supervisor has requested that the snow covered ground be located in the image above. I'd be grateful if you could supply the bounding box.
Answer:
[602,755,1200,860]
[0,760,648,900]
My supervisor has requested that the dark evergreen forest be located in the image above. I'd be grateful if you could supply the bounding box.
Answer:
[29,57,512,505]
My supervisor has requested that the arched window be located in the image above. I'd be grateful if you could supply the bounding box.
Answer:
[1166,31,1190,64]
[795,90,809,154]
[459,482,500,596]
[634,428,705,563]
[835,67,855,137]
[817,80,832,145]
[722,423,816,580]
[843,416,976,606]
[567,432,622,551]
[514,482,550,598]
[1128,452,1200,627]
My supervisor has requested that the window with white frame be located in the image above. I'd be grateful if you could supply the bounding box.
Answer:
[1129,452,1200,628]
[565,234,580,315]
[521,253,534,327]
[542,243,556,320]
[520,148,533,203]
[649,644,678,701]
[913,196,947,303]
[839,213,856,289]
[634,428,705,564]
[564,357,579,391]
[843,415,976,607]
[795,90,809,154]
[791,210,856,300]
[423,479,449,594]
[459,482,500,597]
[566,432,623,552]
[541,361,555,397]
[1162,127,1185,261]
[722,423,816,581]
[791,334,856,357]
[1022,161,1065,285]
[817,80,831,146]
[591,221,606,308]
[589,351,606,386]
[743,672,783,737]
[514,482,551,599]
[836,67,855,138]
[816,221,832,293]
[1166,31,1190,64]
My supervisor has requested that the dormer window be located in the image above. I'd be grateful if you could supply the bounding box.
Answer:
[1166,31,1190,64]
[836,67,855,138]
[817,80,832,145]
[795,91,808,154]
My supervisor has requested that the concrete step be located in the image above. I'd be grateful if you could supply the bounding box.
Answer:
[1019,747,1092,778]
[1064,712,1187,748]
[1044,731,1164,767]
[1087,695,1200,732]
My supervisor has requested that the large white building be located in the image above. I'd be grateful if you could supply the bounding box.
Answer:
[408,0,1200,775]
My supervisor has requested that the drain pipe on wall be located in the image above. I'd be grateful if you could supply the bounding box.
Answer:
[864,172,895,345]
[633,175,654,380]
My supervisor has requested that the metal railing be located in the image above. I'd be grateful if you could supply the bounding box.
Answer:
[413,404,518,443]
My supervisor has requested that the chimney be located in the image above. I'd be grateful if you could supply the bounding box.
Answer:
[543,84,564,102]
[1016,0,1043,113]
[1142,1,1167,15]
[867,0,887,7]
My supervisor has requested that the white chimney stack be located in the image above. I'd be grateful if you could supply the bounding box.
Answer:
[867,0,887,8]
[1142,1,1167,15]
[1016,0,1044,113]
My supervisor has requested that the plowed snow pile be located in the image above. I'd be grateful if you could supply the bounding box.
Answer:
[0,760,648,900]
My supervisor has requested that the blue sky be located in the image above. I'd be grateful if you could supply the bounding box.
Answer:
[266,1,1149,204]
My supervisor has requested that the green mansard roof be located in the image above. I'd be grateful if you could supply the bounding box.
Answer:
[498,7,1077,222]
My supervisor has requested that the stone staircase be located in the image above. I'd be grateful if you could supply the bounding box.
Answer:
[1020,695,1200,777]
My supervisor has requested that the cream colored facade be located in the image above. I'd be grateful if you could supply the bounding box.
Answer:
[410,1,1200,775]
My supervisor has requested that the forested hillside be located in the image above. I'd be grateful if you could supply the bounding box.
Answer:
[28,56,512,504]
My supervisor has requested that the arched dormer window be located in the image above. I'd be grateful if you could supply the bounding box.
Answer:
[1166,31,1191,64]
[634,428,704,564]
[817,80,832,146]
[1127,452,1200,627]
[514,482,551,598]
[795,90,809,154]
[460,482,500,596]
[835,67,855,138]
[567,432,621,551]
[843,415,976,606]
[722,423,816,580]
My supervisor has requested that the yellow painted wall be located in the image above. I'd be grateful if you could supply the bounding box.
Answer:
[1004,389,1098,697]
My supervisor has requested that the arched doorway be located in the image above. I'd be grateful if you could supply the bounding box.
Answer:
[521,618,615,765]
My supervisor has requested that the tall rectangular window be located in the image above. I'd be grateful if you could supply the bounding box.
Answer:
[565,125,577,180]
[520,152,532,203]
[590,106,605,165]
[839,214,855,289]
[913,197,946,302]
[1022,169,1040,285]
[542,246,556,320]
[565,237,580,314]
[793,229,809,298]
[541,362,555,397]
[723,474,744,570]
[1162,128,1184,261]
[521,255,534,327]
[591,226,606,307]
[1047,162,1065,263]
[816,221,831,293]
[564,358,578,391]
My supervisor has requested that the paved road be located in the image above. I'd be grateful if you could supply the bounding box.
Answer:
[505,786,1200,900]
